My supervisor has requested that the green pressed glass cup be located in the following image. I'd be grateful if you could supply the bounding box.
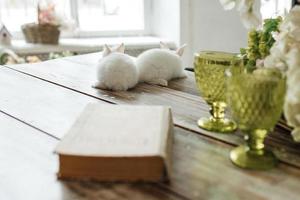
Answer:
[227,68,286,170]
[194,51,241,133]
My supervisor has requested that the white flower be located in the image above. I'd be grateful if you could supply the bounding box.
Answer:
[219,0,237,10]
[219,0,261,29]
[264,55,287,71]
[284,67,300,142]
[286,46,300,70]
[289,6,300,23]
[236,0,252,13]
[238,0,262,29]
[292,128,300,142]
[264,40,289,71]
[256,59,264,68]
[271,39,288,57]
[240,11,261,29]
[263,6,300,142]
[271,31,280,41]
[289,25,300,42]
[286,69,300,104]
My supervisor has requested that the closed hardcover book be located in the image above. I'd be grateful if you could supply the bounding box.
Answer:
[55,103,173,182]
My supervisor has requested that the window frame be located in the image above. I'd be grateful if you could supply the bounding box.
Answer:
[9,0,151,39]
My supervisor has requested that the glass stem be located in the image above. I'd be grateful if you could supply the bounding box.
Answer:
[210,102,226,121]
[245,129,268,155]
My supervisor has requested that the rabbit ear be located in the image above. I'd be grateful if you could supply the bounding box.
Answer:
[115,43,125,53]
[160,41,169,50]
[102,44,112,57]
[176,44,187,57]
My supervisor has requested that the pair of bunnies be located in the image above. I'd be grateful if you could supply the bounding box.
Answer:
[93,42,187,91]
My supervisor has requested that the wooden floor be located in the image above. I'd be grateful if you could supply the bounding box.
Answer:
[1,52,300,200]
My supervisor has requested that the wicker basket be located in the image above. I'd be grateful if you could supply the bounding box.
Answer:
[22,23,60,44]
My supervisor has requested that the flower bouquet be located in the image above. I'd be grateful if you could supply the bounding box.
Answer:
[263,6,300,142]
[22,0,72,44]
[220,1,300,142]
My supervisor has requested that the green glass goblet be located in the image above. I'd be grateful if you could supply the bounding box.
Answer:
[194,51,241,133]
[227,68,286,170]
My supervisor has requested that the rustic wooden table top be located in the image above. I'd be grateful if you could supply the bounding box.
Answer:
[1,52,300,200]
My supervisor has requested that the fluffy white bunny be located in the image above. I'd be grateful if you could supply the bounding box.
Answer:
[136,42,187,86]
[93,43,138,91]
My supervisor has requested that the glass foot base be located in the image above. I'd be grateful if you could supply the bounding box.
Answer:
[197,117,237,133]
[230,145,278,170]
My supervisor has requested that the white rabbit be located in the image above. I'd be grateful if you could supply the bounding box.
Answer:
[93,43,138,91]
[136,42,187,86]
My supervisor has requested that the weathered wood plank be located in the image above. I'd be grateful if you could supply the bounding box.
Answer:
[170,129,300,200]
[0,67,300,200]
[0,67,99,136]
[0,112,184,200]
[4,61,241,143]
[6,57,300,168]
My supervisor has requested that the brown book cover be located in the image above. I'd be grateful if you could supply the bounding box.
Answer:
[55,104,173,182]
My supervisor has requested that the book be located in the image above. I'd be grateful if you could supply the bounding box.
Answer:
[55,103,173,182]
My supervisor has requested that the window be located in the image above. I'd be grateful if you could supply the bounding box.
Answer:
[0,0,71,32]
[76,0,144,31]
[0,0,148,38]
